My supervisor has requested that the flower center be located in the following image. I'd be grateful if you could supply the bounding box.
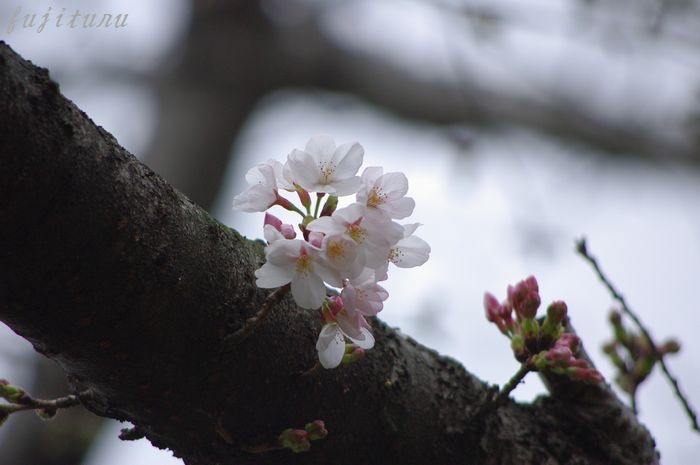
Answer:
[318,161,336,184]
[347,225,366,244]
[295,251,313,276]
[327,241,346,260]
[366,188,386,208]
[356,288,367,300]
[387,247,402,264]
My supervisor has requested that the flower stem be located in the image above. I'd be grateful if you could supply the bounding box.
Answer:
[232,285,290,339]
[492,363,532,405]
[313,193,325,218]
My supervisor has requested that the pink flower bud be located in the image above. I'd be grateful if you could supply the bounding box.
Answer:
[280,224,296,239]
[279,428,310,453]
[327,296,343,316]
[274,193,298,212]
[342,345,366,364]
[508,276,541,319]
[483,293,500,323]
[568,367,604,384]
[546,301,567,324]
[304,420,328,441]
[308,231,324,248]
[320,195,338,217]
[545,346,573,363]
[320,296,344,324]
[296,185,312,209]
[567,358,590,368]
[264,212,283,230]
[660,339,681,354]
[556,333,581,354]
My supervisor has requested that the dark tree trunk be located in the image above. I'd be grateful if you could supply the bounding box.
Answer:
[0,41,658,465]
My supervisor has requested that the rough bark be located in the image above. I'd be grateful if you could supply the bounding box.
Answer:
[0,42,658,465]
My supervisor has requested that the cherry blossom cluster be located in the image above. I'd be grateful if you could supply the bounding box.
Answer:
[484,276,603,384]
[233,135,430,369]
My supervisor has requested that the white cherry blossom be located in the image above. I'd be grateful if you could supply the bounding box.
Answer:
[316,310,375,369]
[307,203,403,271]
[285,134,364,195]
[321,234,359,277]
[357,166,415,220]
[254,239,335,309]
[389,223,431,268]
[341,268,389,317]
[376,223,431,279]
[232,161,281,212]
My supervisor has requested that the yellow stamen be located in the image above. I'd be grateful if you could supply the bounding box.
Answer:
[295,253,313,276]
[347,225,366,244]
[367,188,385,208]
[327,241,346,260]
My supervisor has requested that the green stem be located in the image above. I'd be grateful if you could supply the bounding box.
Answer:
[314,193,324,218]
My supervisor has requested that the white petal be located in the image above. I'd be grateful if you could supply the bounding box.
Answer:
[291,271,326,309]
[393,235,431,268]
[377,172,409,200]
[316,324,345,369]
[333,203,365,225]
[263,224,284,243]
[364,218,404,248]
[335,311,365,340]
[266,239,303,265]
[346,327,375,350]
[255,262,294,288]
[384,197,415,219]
[305,134,336,160]
[332,142,364,178]
[349,267,377,286]
[363,242,392,270]
[232,185,277,212]
[374,261,389,282]
[360,166,383,186]
[329,177,362,196]
[401,223,422,238]
[375,284,389,301]
[314,259,344,288]
[306,216,339,235]
[270,158,294,191]
[287,149,321,192]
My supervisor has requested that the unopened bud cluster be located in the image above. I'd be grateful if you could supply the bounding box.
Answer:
[603,310,679,395]
[278,420,328,453]
[484,276,603,384]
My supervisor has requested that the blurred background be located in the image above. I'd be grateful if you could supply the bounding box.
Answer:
[1,0,699,463]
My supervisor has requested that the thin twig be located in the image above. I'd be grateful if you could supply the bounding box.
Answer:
[231,285,290,339]
[492,363,532,406]
[0,389,92,414]
[576,238,699,433]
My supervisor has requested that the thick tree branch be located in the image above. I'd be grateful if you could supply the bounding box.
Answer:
[0,41,657,465]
